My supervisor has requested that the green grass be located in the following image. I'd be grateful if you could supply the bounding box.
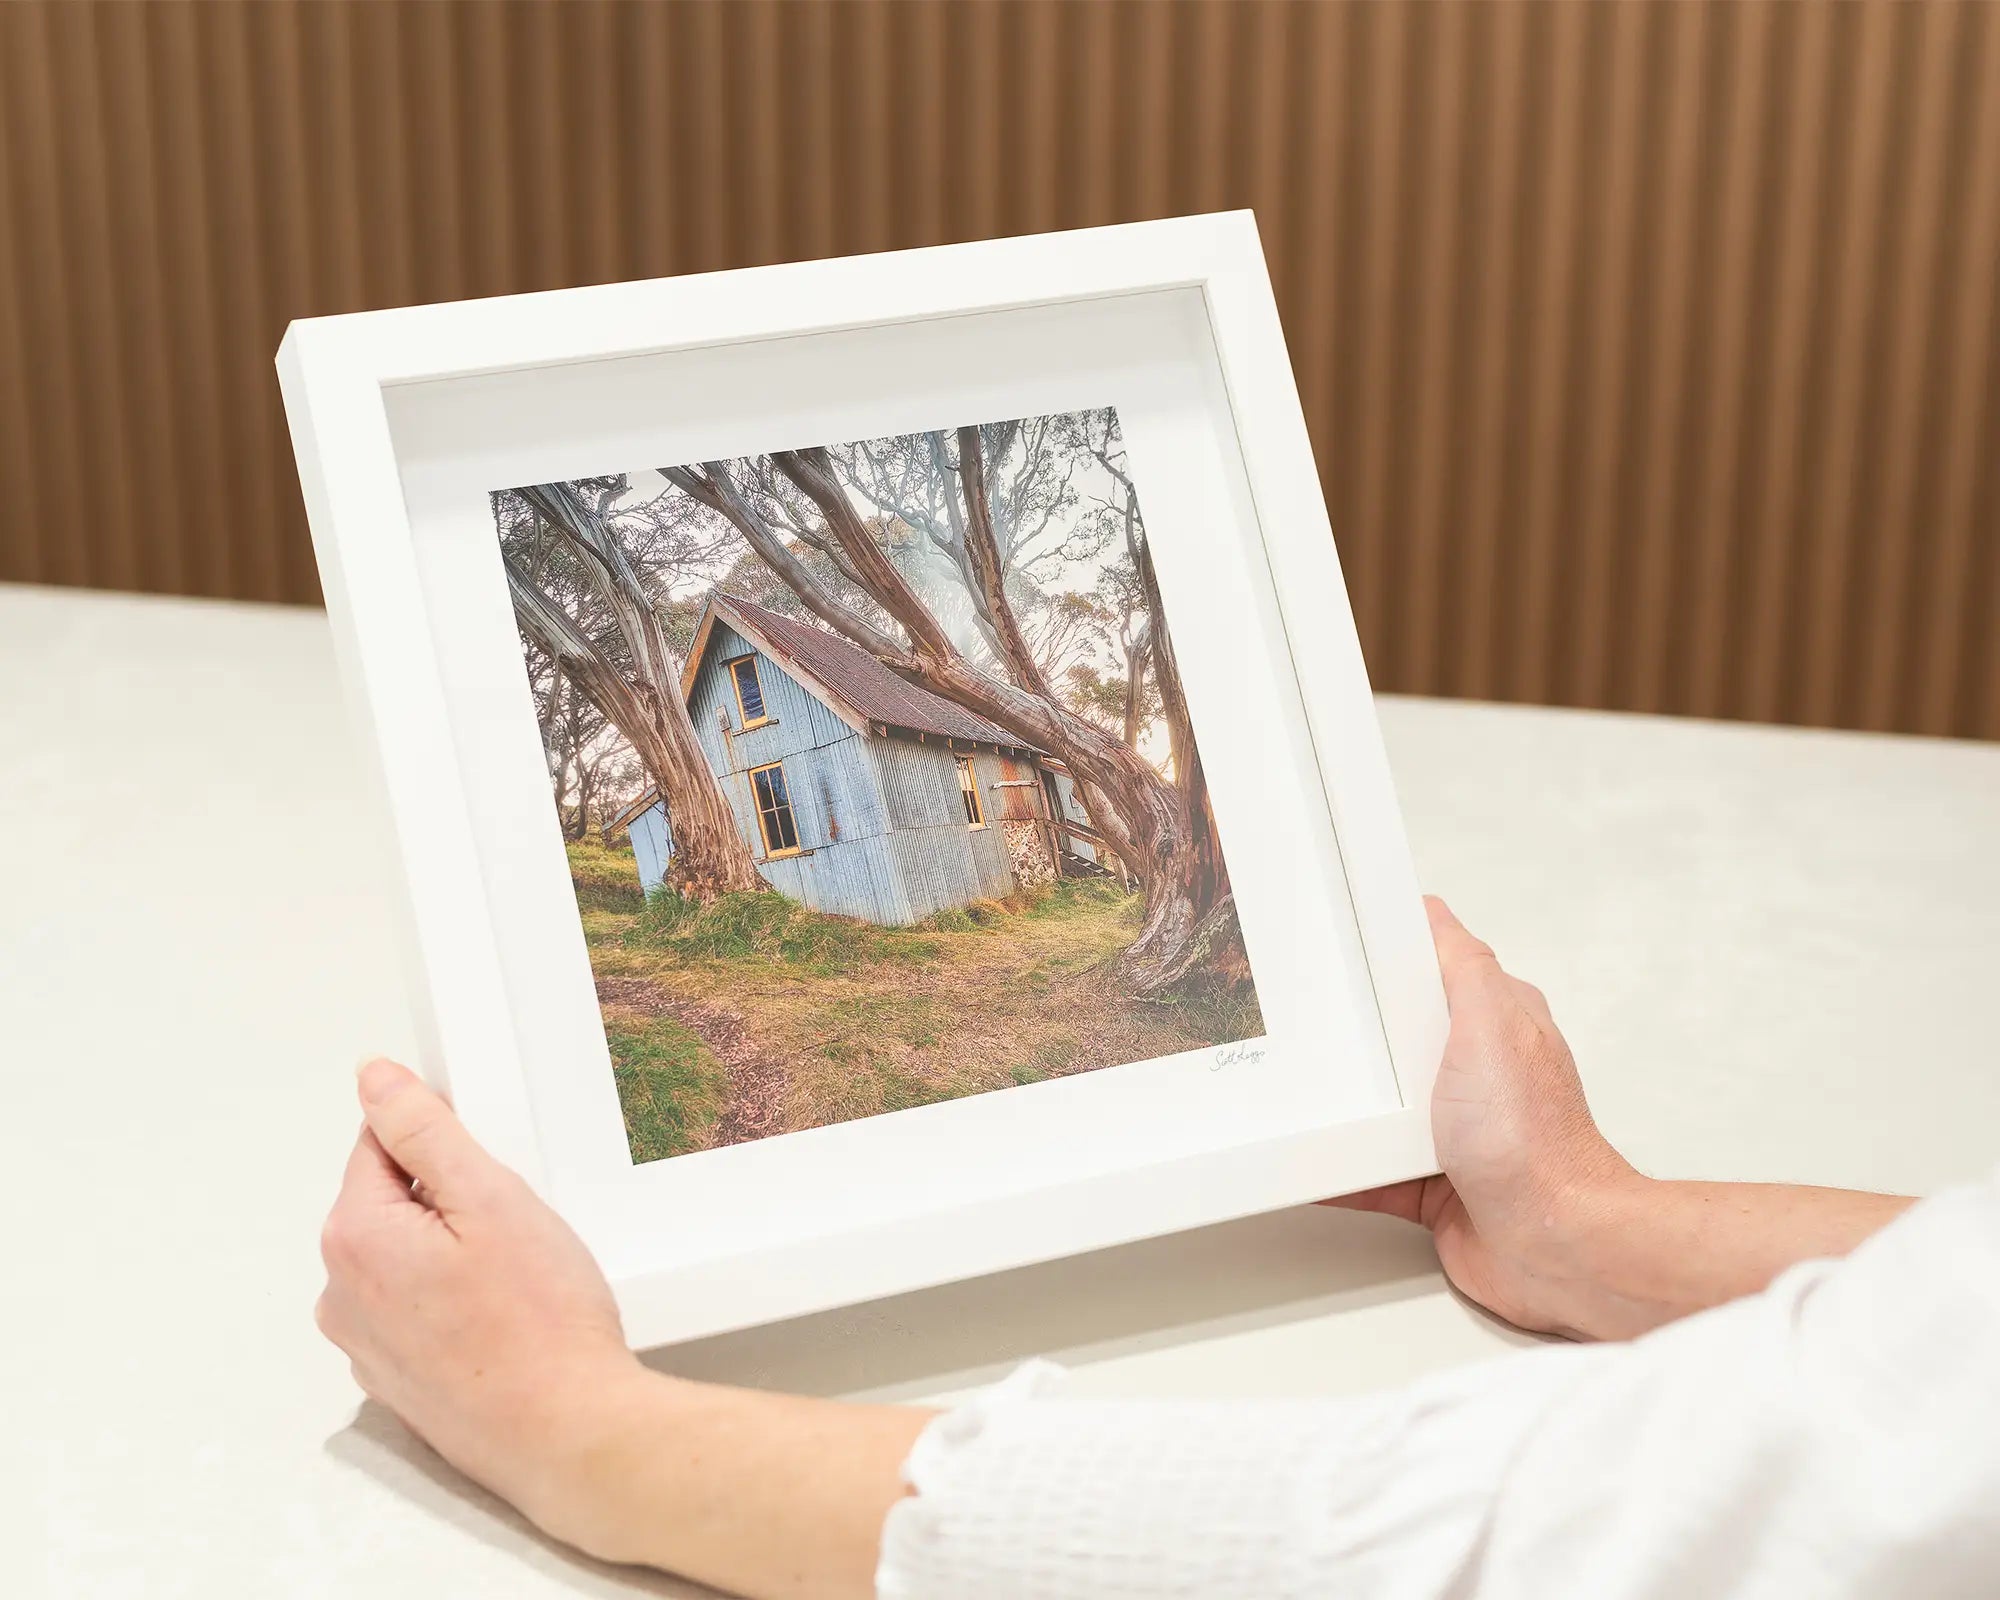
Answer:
[629,886,943,974]
[566,838,646,913]
[1018,875,1134,921]
[604,1009,730,1163]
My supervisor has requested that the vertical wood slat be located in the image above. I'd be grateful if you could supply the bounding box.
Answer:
[1442,0,1533,706]
[1559,1,1649,710]
[0,0,1994,740]
[1919,4,2000,737]
[1737,0,1841,728]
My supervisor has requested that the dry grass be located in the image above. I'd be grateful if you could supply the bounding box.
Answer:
[568,838,1265,1163]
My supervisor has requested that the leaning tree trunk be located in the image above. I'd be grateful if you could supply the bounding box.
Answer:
[507,485,761,901]
[903,644,1224,992]
[943,427,1226,981]
[947,426,1232,987]
[1131,527,1228,919]
[682,437,1232,993]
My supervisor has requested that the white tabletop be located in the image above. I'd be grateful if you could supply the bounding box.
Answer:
[11,583,1998,1597]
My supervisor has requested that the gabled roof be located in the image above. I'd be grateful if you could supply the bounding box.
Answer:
[609,789,665,832]
[682,594,1042,757]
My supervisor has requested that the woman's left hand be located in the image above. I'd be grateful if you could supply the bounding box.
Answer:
[316,1058,653,1559]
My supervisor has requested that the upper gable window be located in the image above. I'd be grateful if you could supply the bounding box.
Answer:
[727,654,768,725]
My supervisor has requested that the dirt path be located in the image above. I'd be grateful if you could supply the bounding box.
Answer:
[595,977,789,1147]
[663,998,787,1146]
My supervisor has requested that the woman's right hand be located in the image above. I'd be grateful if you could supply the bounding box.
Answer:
[1335,897,1645,1340]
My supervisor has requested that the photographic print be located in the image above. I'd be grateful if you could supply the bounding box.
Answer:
[491,408,1264,1164]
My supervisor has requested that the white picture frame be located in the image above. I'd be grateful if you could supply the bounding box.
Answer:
[277,212,1447,1349]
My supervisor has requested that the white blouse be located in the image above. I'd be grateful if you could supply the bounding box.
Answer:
[878,1166,2000,1598]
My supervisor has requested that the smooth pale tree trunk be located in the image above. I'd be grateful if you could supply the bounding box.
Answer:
[570,754,596,843]
[1121,633,1150,750]
[1131,529,1227,920]
[508,485,761,901]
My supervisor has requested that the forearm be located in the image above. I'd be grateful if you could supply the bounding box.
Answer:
[1553,1172,1913,1340]
[557,1363,931,1599]
[517,1180,1909,1595]
[720,1175,1990,1600]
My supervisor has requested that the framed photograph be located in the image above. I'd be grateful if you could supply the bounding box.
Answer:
[277,212,1447,1349]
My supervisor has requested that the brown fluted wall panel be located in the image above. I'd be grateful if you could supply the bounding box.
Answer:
[2,1,1995,738]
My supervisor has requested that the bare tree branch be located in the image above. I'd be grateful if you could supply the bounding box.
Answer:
[663,462,910,663]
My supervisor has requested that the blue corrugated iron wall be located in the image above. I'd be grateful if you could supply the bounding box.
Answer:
[1045,769,1100,866]
[629,804,672,895]
[870,739,1016,919]
[683,622,1013,924]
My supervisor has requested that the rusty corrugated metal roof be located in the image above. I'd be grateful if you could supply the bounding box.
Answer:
[709,595,1042,754]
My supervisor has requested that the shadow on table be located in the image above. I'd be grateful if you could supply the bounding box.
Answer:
[646,1202,1452,1402]
[328,1402,724,1598]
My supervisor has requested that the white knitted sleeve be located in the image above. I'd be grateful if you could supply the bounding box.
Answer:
[875,1176,2000,1600]
[874,1346,1620,1600]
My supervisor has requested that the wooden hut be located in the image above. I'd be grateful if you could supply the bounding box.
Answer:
[614,595,1109,924]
